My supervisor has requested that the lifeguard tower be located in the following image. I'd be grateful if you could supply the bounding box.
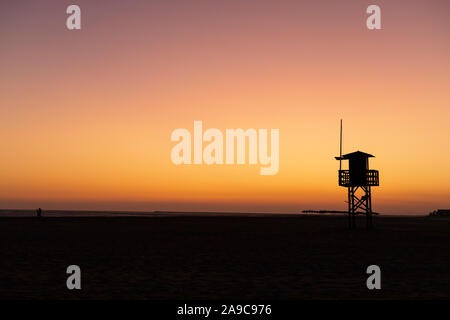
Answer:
[335,121,379,229]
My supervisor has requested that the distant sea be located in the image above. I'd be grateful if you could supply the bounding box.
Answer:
[0,209,301,217]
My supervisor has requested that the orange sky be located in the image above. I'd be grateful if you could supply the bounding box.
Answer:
[1,0,449,214]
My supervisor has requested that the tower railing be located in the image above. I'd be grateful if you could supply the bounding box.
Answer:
[338,170,379,187]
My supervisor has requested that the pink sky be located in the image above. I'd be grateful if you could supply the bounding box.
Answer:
[1,1,449,214]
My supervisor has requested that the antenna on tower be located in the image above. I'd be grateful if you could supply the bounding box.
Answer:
[339,119,343,171]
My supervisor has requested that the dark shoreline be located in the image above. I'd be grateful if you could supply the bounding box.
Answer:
[0,208,430,218]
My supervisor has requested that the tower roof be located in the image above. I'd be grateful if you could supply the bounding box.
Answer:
[335,150,374,160]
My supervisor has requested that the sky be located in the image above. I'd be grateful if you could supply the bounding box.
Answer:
[0,0,449,214]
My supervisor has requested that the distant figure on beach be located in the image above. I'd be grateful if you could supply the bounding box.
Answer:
[36,208,42,218]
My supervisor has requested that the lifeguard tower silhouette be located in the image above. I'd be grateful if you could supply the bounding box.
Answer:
[335,121,379,229]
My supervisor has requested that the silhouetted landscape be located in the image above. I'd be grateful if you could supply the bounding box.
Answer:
[0,212,449,299]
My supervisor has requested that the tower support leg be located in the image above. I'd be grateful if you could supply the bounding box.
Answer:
[348,186,357,229]
[347,185,374,230]
[347,186,352,229]
[366,186,373,229]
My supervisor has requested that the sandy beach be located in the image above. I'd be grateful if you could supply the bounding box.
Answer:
[0,213,449,299]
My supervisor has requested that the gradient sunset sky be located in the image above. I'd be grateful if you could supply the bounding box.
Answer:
[1,0,449,214]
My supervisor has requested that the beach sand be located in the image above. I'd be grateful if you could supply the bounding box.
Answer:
[0,214,449,299]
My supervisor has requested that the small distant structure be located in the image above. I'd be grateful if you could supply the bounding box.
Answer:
[429,209,450,217]
[335,120,379,229]
[302,210,379,215]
